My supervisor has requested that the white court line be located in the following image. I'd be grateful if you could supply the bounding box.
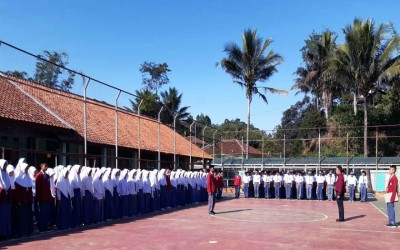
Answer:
[321,227,400,234]
[369,202,388,218]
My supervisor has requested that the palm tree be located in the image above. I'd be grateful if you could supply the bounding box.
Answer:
[160,87,190,127]
[127,89,161,118]
[220,29,286,158]
[292,31,340,119]
[332,18,400,156]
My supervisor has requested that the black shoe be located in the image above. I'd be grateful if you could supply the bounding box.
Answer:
[386,224,397,228]
[336,219,344,222]
[209,211,216,215]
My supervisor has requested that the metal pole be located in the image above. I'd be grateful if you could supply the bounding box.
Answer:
[241,136,244,170]
[173,114,178,170]
[202,126,208,168]
[375,127,378,170]
[261,135,264,169]
[157,106,164,170]
[137,99,143,169]
[318,128,321,172]
[115,90,121,169]
[346,132,349,175]
[189,121,195,170]
[283,134,286,172]
[83,78,90,167]
[212,130,217,158]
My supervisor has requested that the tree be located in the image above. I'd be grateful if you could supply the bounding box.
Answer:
[292,30,340,119]
[127,89,161,118]
[160,87,190,127]
[220,29,287,158]
[34,51,75,92]
[140,62,171,95]
[3,70,30,80]
[332,18,400,156]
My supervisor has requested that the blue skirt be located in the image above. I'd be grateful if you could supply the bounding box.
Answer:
[57,193,72,230]
[104,190,114,220]
[72,188,82,228]
[84,191,94,225]
[0,194,12,238]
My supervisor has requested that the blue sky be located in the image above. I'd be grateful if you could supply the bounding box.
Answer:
[1,1,400,132]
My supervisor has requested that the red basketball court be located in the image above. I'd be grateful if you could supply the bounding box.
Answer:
[1,197,398,249]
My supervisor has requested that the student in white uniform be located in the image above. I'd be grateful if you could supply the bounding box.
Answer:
[325,170,336,201]
[305,172,314,200]
[243,172,250,198]
[347,172,357,202]
[316,172,325,201]
[273,171,282,199]
[358,171,368,202]
[262,171,272,199]
[253,170,261,198]
[284,171,294,200]
[295,171,304,200]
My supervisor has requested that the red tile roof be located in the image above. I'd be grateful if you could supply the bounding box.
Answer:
[0,75,211,159]
[204,139,262,156]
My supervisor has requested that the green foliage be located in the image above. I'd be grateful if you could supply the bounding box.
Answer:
[3,70,31,80]
[140,62,170,94]
[128,89,161,118]
[34,51,75,92]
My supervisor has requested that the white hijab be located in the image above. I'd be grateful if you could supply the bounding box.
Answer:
[92,169,104,198]
[0,159,11,191]
[102,168,114,194]
[111,169,120,188]
[14,158,25,179]
[117,169,129,195]
[14,163,33,188]
[46,168,56,198]
[6,164,15,189]
[68,165,82,190]
[56,168,73,198]
[81,167,94,194]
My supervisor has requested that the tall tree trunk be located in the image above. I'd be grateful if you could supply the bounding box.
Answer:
[247,97,251,159]
[353,92,358,116]
[363,95,368,157]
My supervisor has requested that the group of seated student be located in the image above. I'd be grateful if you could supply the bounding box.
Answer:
[0,158,209,240]
[238,168,369,202]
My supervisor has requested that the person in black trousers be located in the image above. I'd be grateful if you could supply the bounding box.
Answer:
[334,166,345,222]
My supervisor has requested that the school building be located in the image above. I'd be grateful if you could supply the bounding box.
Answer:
[0,73,212,169]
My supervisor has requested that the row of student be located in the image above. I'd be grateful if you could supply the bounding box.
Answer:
[0,158,210,240]
[234,170,369,202]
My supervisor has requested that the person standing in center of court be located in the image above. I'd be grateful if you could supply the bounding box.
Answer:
[316,172,325,201]
[233,172,241,198]
[253,170,261,199]
[305,172,314,200]
[207,166,217,215]
[335,166,345,222]
[358,170,368,202]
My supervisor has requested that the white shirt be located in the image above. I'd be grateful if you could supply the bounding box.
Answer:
[273,175,282,183]
[326,174,335,185]
[262,175,271,183]
[359,175,368,185]
[295,175,304,183]
[253,174,261,184]
[347,175,357,185]
[316,176,325,184]
[284,174,294,184]
[243,176,250,184]
[305,176,315,185]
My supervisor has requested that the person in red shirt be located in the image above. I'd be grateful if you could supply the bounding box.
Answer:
[334,165,345,222]
[207,165,217,215]
[233,172,242,198]
[35,163,53,232]
[386,165,398,228]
